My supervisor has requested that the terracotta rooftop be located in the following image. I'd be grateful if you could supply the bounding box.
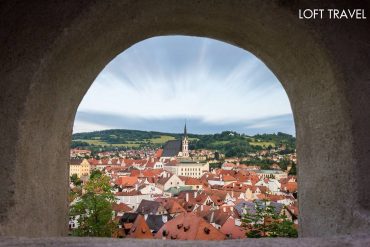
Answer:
[159,199,186,215]
[155,149,163,158]
[220,217,246,239]
[115,176,138,187]
[112,203,133,213]
[127,215,153,239]
[155,212,226,240]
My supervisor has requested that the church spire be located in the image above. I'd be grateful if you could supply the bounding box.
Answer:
[182,121,189,157]
[184,121,187,137]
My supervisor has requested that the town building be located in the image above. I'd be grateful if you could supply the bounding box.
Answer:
[155,212,226,240]
[69,158,90,178]
[160,124,189,161]
[164,160,209,178]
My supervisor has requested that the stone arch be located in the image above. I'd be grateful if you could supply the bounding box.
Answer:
[1,0,370,239]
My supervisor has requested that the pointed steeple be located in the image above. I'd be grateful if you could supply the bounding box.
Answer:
[181,121,189,157]
[184,121,187,137]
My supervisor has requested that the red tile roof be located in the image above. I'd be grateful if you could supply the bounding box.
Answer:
[155,212,226,240]
[127,215,153,239]
[155,149,163,158]
[112,203,133,213]
[160,199,186,214]
[88,158,100,166]
[115,176,138,187]
[183,177,203,186]
[130,170,141,177]
[220,217,246,239]
[115,191,142,196]
[281,181,298,193]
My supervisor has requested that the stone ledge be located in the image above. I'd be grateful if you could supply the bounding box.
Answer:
[1,235,370,247]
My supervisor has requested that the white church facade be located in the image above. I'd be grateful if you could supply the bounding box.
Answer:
[160,124,209,178]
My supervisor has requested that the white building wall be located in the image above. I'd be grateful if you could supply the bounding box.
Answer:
[115,194,152,211]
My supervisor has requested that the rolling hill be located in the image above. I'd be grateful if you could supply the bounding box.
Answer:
[71,129,296,155]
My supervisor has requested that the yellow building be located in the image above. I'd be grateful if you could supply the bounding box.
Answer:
[69,158,90,178]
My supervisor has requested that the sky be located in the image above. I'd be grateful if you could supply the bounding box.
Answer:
[74,35,295,136]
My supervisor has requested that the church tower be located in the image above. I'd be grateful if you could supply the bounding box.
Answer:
[182,122,189,157]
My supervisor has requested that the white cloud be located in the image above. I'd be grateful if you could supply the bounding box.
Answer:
[75,36,293,134]
[73,120,111,134]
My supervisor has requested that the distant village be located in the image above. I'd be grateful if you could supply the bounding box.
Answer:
[69,125,298,240]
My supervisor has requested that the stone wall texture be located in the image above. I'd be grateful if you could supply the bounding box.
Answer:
[0,0,369,245]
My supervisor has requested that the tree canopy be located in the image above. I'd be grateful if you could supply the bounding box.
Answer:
[69,174,116,237]
[242,200,298,238]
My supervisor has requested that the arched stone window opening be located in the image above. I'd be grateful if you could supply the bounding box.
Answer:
[68,35,296,240]
[1,2,369,244]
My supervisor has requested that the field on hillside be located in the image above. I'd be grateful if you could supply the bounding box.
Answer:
[249,141,276,148]
[72,129,295,153]
[146,135,176,143]
[74,139,141,147]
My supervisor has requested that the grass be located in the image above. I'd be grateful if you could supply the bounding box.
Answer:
[74,135,276,149]
[74,135,179,147]
[146,135,176,144]
[73,139,140,147]
[74,139,108,146]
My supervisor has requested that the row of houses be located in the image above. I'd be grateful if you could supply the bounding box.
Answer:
[69,136,298,240]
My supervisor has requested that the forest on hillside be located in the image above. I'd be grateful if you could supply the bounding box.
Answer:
[71,129,296,157]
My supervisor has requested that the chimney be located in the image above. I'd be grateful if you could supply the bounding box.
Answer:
[162,215,168,223]
[223,207,226,212]
[230,207,234,212]
[186,193,189,202]
[194,191,198,198]
[135,183,138,191]
[201,205,204,211]
[144,214,148,220]
[210,211,215,223]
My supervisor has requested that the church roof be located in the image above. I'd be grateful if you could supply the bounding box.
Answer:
[162,140,182,157]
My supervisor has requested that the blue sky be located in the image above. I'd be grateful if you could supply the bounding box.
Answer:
[74,35,295,135]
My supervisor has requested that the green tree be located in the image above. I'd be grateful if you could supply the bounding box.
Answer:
[70,174,82,187]
[70,174,117,237]
[268,214,298,237]
[242,200,297,238]
[90,169,103,180]
[288,162,297,176]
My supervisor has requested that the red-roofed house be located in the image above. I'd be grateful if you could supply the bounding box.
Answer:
[220,217,246,239]
[155,212,226,240]
[181,177,205,190]
[155,149,163,159]
[115,176,138,188]
[221,162,236,170]
[127,215,153,239]
[221,174,237,185]
[112,203,133,217]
